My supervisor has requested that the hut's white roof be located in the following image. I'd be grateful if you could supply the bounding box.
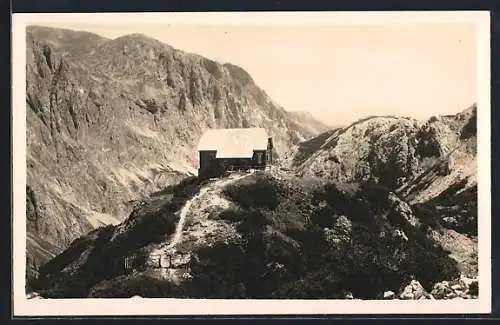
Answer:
[197,128,269,159]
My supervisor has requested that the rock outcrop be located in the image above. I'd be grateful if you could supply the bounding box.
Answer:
[293,115,423,189]
[293,105,477,240]
[293,105,476,196]
[399,280,430,300]
[383,275,479,300]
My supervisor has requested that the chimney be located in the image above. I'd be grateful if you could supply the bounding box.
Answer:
[267,137,273,164]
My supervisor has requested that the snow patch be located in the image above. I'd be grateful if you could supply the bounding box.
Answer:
[84,210,121,228]
[124,121,159,139]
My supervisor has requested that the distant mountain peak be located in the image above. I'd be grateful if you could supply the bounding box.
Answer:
[287,110,332,136]
[111,33,169,47]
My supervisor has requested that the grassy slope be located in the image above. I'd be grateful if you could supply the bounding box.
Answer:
[32,176,208,298]
[201,171,459,299]
[42,171,461,299]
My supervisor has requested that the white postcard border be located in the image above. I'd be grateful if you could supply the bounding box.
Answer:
[11,11,492,316]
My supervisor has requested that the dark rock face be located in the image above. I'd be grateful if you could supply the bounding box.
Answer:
[25,26,324,277]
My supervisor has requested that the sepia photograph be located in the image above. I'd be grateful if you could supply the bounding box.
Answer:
[12,11,491,316]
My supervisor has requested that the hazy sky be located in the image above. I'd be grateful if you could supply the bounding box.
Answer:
[36,22,477,125]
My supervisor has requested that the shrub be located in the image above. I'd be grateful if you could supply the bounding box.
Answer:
[37,272,95,298]
[360,182,393,209]
[223,175,280,210]
[150,176,200,197]
[460,112,476,139]
[36,234,93,278]
[468,281,479,296]
[88,274,185,298]
[398,242,459,291]
[186,271,247,299]
[271,278,324,299]
[188,243,251,298]
[217,207,250,222]
[36,171,465,300]
[412,203,441,229]
[271,271,343,299]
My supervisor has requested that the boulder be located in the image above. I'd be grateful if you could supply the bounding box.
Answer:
[400,280,426,300]
[431,281,453,299]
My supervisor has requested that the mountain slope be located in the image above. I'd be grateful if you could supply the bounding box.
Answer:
[32,171,468,299]
[293,115,422,189]
[25,26,325,276]
[293,105,476,195]
[292,105,478,274]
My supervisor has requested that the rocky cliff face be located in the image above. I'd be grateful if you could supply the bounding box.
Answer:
[25,25,324,276]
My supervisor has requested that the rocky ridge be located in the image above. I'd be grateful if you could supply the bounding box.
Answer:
[293,105,476,195]
[293,105,477,237]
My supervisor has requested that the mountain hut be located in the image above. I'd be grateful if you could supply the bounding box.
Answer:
[197,128,274,179]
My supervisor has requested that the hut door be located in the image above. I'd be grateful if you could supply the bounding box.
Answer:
[257,152,263,165]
